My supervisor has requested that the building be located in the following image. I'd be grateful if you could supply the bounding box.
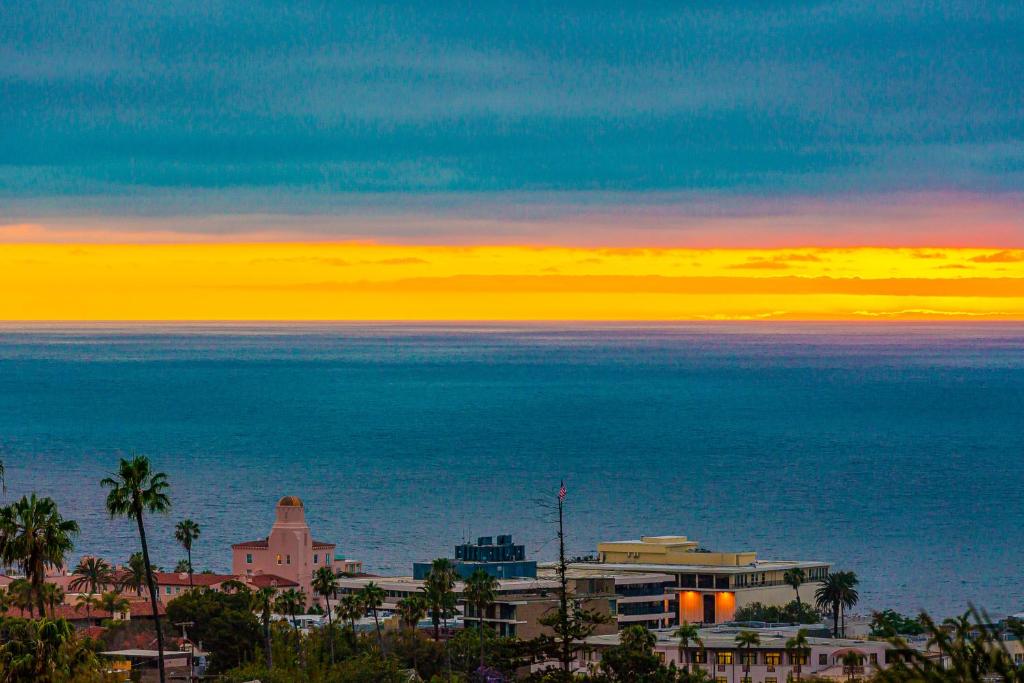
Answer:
[153,571,299,602]
[231,496,362,603]
[578,625,899,682]
[335,574,618,640]
[563,534,830,625]
[413,534,537,580]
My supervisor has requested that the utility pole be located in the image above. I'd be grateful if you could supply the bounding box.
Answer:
[174,621,195,682]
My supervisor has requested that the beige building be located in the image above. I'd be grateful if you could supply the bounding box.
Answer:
[566,535,830,625]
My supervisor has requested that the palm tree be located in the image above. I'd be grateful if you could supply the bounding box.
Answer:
[464,568,499,671]
[786,628,810,681]
[337,593,363,634]
[784,568,806,607]
[117,551,147,597]
[816,573,844,637]
[735,630,760,680]
[70,556,113,597]
[836,571,859,637]
[312,566,339,664]
[173,519,200,588]
[0,493,79,616]
[40,582,63,617]
[98,590,130,619]
[8,577,34,617]
[75,592,101,623]
[101,455,171,683]
[275,588,305,630]
[397,594,427,631]
[250,586,275,670]
[358,582,386,652]
[420,558,458,641]
[673,620,703,671]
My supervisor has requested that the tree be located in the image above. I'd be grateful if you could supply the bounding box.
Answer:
[673,620,703,671]
[397,594,427,631]
[836,571,859,637]
[734,600,820,624]
[533,598,612,680]
[40,582,63,617]
[735,630,760,679]
[421,558,458,641]
[815,573,844,638]
[0,493,79,617]
[7,578,34,617]
[69,556,113,598]
[74,592,101,622]
[784,568,806,607]
[117,551,148,597]
[464,568,499,671]
[785,628,810,682]
[167,587,263,674]
[250,586,275,671]
[0,616,102,681]
[274,588,306,630]
[101,454,171,683]
[870,609,924,637]
[174,518,200,588]
[600,624,677,682]
[358,581,386,652]
[98,590,130,619]
[312,565,339,664]
[337,592,364,633]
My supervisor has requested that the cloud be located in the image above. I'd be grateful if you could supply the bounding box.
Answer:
[969,250,1024,263]
[727,253,823,269]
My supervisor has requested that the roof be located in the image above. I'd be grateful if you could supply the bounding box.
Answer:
[232,539,269,549]
[247,574,299,589]
[4,597,166,621]
[277,495,303,507]
[312,540,335,549]
[101,649,191,658]
[561,560,828,575]
[154,572,235,587]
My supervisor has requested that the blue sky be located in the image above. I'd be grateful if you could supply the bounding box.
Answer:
[1,1,1022,242]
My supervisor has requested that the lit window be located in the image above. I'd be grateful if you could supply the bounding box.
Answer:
[716,652,733,665]
[765,652,781,666]
[276,554,282,565]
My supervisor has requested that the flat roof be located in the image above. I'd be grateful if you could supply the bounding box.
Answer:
[560,560,827,574]
[585,630,887,650]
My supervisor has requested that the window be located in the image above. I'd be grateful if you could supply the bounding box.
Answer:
[716,678,728,683]
[742,652,757,665]
[819,654,828,665]
[790,653,808,665]
[276,554,282,565]
[692,651,707,664]
[246,553,253,564]
[716,652,733,665]
[765,652,782,666]
[314,554,319,564]
[165,586,172,594]
[286,555,291,565]
[870,653,878,665]
[765,678,777,683]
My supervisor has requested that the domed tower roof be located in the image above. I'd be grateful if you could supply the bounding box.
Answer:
[277,495,304,507]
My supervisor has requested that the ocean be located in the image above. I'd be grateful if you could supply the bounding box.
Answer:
[0,323,1021,618]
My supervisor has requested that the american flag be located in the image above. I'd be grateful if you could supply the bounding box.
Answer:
[558,481,567,501]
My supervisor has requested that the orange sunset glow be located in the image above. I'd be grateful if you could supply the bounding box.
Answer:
[5,243,1024,320]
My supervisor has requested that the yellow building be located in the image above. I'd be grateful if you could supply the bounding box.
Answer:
[568,535,830,625]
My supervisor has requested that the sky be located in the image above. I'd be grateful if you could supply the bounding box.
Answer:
[2,1,1023,319]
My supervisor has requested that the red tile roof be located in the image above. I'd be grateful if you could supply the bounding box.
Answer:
[232,539,269,549]
[4,597,165,621]
[246,574,299,589]
[312,540,336,549]
[154,572,235,587]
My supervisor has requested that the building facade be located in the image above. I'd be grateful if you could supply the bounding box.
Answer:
[566,534,830,625]
[413,534,538,580]
[231,496,361,603]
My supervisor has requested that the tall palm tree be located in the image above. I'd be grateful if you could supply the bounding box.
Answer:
[784,568,806,607]
[786,628,810,681]
[75,592,101,623]
[173,519,200,588]
[0,493,79,616]
[250,586,275,670]
[673,620,703,671]
[464,568,499,671]
[735,630,760,680]
[358,582,386,652]
[397,594,427,631]
[836,571,859,637]
[98,590,130,619]
[337,593,363,634]
[420,558,457,641]
[70,556,113,597]
[312,566,339,665]
[101,455,171,683]
[816,573,844,638]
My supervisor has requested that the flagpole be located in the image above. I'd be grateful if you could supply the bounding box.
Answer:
[558,480,570,675]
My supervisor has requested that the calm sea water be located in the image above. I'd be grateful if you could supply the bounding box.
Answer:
[0,323,1022,618]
